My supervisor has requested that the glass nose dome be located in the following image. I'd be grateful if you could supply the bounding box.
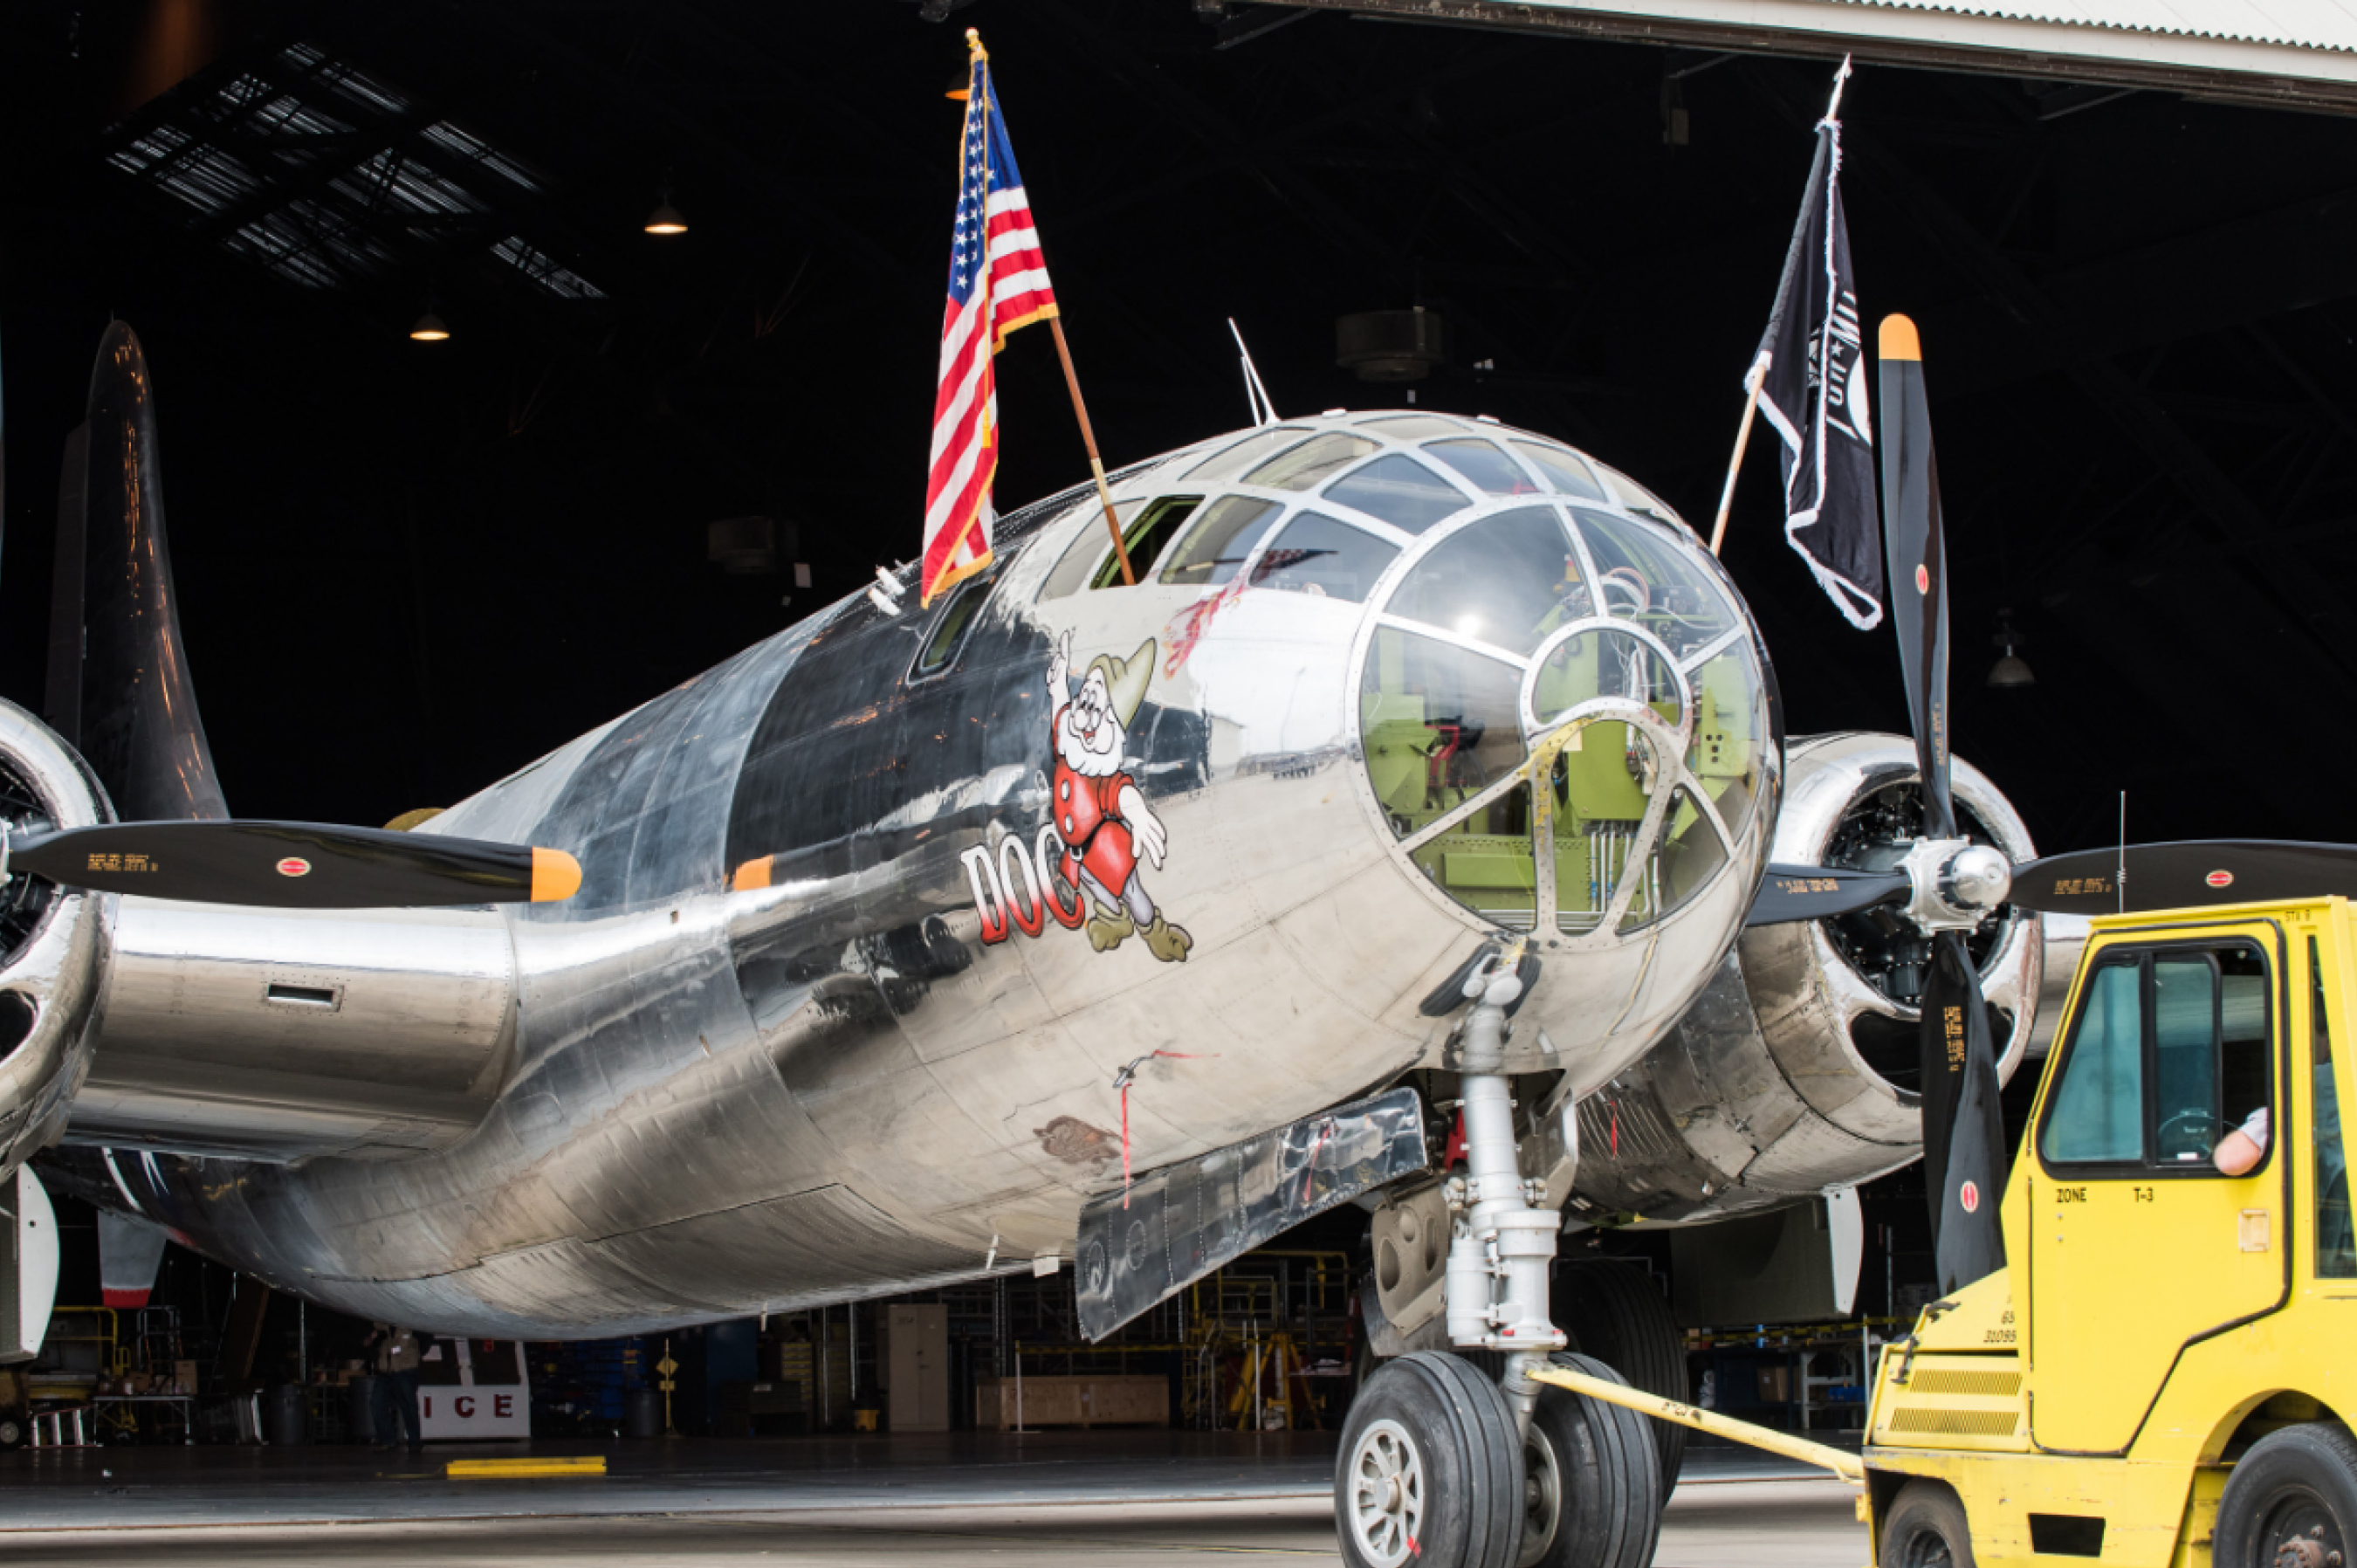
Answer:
[1357,487,1769,944]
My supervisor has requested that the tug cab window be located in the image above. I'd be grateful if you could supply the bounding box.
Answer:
[2040,942,2273,1174]
[2312,937,2354,1275]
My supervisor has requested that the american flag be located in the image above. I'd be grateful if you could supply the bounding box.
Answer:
[923,43,1057,607]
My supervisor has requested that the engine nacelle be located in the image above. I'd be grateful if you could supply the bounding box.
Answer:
[0,701,113,1177]
[1564,732,2042,1226]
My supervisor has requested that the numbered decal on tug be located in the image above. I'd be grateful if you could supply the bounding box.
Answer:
[960,632,1192,963]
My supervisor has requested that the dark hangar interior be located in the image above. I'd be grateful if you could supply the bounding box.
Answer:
[0,1,2343,856]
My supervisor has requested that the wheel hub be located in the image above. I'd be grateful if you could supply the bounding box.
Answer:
[1518,1424,1563,1568]
[2270,1514,2346,1568]
[1348,1418,1426,1568]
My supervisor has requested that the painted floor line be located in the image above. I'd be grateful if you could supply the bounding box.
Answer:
[0,1486,1338,1536]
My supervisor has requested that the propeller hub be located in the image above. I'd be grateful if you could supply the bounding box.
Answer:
[1946,844,2013,911]
[1899,837,2010,933]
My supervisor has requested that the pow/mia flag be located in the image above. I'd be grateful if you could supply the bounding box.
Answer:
[1753,60,1881,630]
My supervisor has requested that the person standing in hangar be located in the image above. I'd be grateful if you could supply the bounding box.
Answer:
[367,1322,425,1452]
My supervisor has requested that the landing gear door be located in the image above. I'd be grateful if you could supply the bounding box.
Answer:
[2027,924,2288,1454]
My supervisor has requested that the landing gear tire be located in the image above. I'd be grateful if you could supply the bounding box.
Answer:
[1879,1481,1977,1568]
[1518,1352,1664,1568]
[2216,1421,2357,1568]
[1338,1351,1525,1568]
[0,1415,20,1450]
[1555,1259,1689,1494]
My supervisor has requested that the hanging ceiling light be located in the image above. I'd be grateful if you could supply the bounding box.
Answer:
[644,174,687,236]
[408,308,450,342]
[1987,610,2034,689]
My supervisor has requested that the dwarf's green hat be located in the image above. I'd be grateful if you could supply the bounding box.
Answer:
[1085,638,1156,728]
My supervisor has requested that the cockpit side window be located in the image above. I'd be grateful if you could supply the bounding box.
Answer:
[1088,496,1202,588]
[1250,512,1398,603]
[910,568,996,681]
[1038,497,1203,600]
[1159,496,1284,588]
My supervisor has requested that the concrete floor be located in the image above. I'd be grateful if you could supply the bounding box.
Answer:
[0,1434,1867,1565]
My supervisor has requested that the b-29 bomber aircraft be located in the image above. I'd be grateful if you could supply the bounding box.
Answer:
[7,323,2079,1568]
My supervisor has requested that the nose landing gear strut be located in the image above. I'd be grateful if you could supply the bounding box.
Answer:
[1338,954,1664,1568]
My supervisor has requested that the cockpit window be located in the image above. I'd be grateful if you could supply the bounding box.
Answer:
[1362,623,1529,826]
[911,569,995,680]
[1087,496,1202,590]
[1185,426,1313,483]
[1355,493,1766,940]
[1510,440,1609,502]
[1386,507,1583,657]
[1362,415,1470,441]
[1249,512,1398,603]
[1160,496,1284,588]
[1322,455,1469,535]
[1425,439,1546,498]
[1570,507,1732,656]
[1530,625,1679,728]
[1247,433,1378,491]
[1594,464,1686,527]
[1040,500,1134,601]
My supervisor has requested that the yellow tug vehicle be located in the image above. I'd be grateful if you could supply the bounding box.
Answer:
[1539,894,2357,1568]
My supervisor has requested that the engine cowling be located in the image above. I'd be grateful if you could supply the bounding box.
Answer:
[1564,732,2042,1225]
[0,700,113,1176]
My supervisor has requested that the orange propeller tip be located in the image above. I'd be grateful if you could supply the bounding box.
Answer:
[531,849,582,903]
[732,856,774,893]
[1879,314,1922,362]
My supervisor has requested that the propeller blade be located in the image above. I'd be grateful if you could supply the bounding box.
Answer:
[10,821,581,909]
[1919,931,2008,1293]
[2009,840,2357,916]
[1745,863,1912,927]
[1878,315,1955,839]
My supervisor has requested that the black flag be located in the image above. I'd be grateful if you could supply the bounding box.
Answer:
[1753,60,1881,630]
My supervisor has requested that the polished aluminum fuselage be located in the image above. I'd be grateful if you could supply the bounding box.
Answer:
[65,419,1774,1338]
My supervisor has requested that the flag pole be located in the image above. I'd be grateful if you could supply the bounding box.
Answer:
[1708,354,1765,558]
[1709,55,1852,562]
[968,29,1134,588]
[1048,316,1137,586]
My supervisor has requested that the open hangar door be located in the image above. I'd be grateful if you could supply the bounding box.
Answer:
[0,1,2347,851]
[0,0,2352,1451]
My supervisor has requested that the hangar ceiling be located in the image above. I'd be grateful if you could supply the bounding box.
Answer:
[0,0,2351,856]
